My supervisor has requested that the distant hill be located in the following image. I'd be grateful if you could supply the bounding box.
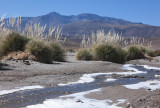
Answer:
[6,12,160,37]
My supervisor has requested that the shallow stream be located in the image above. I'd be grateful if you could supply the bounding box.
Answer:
[0,64,160,108]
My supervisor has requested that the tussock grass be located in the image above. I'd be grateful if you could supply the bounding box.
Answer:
[50,42,65,62]
[78,30,155,63]
[125,45,153,61]
[94,44,126,63]
[26,39,53,64]
[0,15,66,63]
[26,39,65,63]
[0,32,29,57]
[76,49,93,61]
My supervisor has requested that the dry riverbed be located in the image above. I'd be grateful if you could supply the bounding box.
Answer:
[0,52,160,108]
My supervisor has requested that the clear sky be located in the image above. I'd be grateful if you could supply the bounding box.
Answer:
[0,0,160,26]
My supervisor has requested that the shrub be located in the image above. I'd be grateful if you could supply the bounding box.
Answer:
[49,42,65,62]
[76,49,93,61]
[26,39,53,63]
[0,32,29,57]
[126,45,153,60]
[153,50,160,57]
[94,44,126,63]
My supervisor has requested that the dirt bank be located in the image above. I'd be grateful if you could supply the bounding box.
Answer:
[0,53,160,108]
[0,52,123,90]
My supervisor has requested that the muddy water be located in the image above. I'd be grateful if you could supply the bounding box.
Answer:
[0,65,160,108]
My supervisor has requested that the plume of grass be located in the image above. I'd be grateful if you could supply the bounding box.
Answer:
[78,29,154,63]
[0,15,65,44]
[81,30,152,48]
[81,30,124,48]
[0,14,66,63]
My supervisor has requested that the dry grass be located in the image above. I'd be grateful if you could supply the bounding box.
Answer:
[2,51,36,61]
[78,30,154,63]
[0,15,65,43]
[81,30,123,47]
[75,48,93,61]
[81,30,152,48]
[0,14,66,63]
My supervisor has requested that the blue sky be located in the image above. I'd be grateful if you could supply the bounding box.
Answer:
[0,0,160,26]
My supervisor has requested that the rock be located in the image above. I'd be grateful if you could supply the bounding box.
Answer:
[23,60,31,65]
[76,99,84,103]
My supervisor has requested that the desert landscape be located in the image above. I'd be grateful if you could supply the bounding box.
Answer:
[1,0,160,108]
[0,53,160,108]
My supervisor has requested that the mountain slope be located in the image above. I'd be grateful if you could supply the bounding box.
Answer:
[8,12,160,37]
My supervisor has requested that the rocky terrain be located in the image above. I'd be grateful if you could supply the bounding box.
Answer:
[0,53,160,108]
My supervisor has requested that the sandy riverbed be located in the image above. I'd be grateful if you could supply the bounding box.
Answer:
[0,52,160,108]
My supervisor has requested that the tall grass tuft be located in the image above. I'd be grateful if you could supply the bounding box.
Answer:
[50,42,65,62]
[75,48,93,61]
[78,29,154,63]
[0,32,29,57]
[0,14,66,63]
[125,45,153,61]
[26,39,53,64]
[94,44,126,63]
[81,30,123,48]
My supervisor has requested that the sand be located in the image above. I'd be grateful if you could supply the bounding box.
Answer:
[0,52,160,108]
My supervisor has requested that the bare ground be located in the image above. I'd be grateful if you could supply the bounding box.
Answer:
[0,52,123,90]
[0,52,160,108]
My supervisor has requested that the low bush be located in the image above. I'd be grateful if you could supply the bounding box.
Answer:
[75,48,93,61]
[26,39,53,63]
[126,45,153,60]
[0,32,29,57]
[94,44,126,63]
[50,42,65,62]
[153,50,160,57]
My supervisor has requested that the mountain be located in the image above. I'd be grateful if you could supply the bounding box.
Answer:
[8,12,160,37]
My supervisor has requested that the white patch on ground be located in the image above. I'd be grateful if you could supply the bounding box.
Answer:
[58,73,110,86]
[122,64,139,72]
[58,64,146,86]
[105,78,117,82]
[142,65,160,70]
[0,85,44,95]
[123,80,160,91]
[117,99,127,104]
[155,75,160,78]
[27,89,124,108]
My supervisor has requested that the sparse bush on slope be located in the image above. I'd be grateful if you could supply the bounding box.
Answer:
[94,44,126,63]
[76,48,93,61]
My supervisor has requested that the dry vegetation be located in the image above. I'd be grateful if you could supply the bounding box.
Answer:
[0,14,65,63]
[76,30,158,63]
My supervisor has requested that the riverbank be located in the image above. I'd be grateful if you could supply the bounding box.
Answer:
[0,52,160,108]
